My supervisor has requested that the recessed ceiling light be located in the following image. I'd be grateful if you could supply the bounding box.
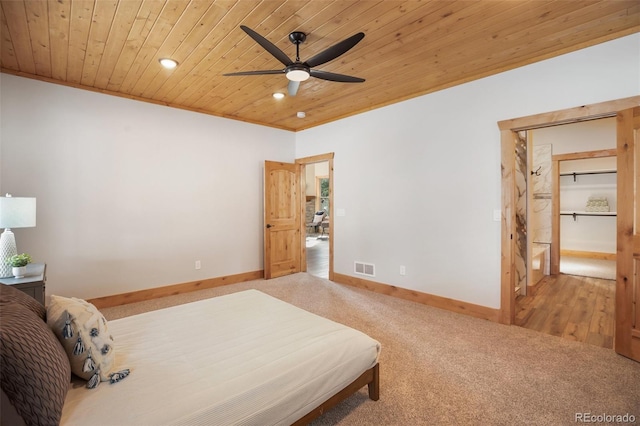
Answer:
[273,92,285,100]
[297,111,306,118]
[159,58,178,69]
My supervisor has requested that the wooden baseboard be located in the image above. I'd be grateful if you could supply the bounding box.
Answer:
[561,250,616,261]
[88,270,264,309]
[89,270,499,322]
[333,273,500,322]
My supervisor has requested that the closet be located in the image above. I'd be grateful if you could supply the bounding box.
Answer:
[557,155,617,278]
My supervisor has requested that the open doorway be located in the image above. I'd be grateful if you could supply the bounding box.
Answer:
[296,153,334,280]
[516,118,617,348]
[304,162,330,278]
[499,97,640,362]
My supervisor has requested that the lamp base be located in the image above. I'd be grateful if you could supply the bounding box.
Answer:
[0,229,17,278]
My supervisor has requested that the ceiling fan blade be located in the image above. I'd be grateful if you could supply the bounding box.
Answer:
[240,25,293,67]
[223,70,284,76]
[305,32,365,68]
[310,69,365,83]
[287,80,300,96]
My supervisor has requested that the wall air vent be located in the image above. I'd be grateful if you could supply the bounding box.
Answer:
[354,261,375,277]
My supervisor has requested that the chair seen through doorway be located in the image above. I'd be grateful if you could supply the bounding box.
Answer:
[307,211,327,239]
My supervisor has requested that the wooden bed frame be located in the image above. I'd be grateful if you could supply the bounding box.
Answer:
[293,363,380,425]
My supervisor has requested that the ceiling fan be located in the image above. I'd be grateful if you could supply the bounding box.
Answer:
[224,25,365,96]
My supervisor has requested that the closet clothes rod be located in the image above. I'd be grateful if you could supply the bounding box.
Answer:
[560,170,616,182]
[561,212,617,221]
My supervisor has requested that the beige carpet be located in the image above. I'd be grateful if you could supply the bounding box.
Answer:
[102,273,640,425]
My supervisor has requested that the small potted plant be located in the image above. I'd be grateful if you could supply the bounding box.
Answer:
[8,253,32,278]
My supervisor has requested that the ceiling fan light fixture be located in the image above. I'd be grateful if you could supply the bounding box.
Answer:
[159,58,178,69]
[272,92,285,99]
[286,67,310,82]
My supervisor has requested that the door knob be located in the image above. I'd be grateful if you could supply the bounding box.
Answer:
[266,224,272,228]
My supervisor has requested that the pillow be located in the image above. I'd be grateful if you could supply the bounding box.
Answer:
[0,302,71,426]
[47,295,129,389]
[0,283,46,320]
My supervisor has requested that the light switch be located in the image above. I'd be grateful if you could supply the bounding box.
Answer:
[493,209,501,222]
[336,208,346,217]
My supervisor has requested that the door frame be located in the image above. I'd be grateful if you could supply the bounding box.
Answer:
[498,95,640,325]
[296,153,334,281]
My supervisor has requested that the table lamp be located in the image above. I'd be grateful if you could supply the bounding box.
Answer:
[0,194,37,278]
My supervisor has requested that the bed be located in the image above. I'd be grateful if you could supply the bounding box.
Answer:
[0,285,380,426]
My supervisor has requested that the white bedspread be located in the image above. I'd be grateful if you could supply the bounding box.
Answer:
[61,289,381,426]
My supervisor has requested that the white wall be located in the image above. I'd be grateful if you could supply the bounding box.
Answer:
[0,75,295,299]
[295,34,639,309]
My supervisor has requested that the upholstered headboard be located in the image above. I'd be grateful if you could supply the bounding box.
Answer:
[0,284,71,426]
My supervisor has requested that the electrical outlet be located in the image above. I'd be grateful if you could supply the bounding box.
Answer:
[400,265,406,276]
[195,260,201,270]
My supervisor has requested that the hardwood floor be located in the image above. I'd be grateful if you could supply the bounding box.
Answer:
[306,236,328,279]
[516,274,615,349]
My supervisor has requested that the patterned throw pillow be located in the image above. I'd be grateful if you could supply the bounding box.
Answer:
[46,295,129,389]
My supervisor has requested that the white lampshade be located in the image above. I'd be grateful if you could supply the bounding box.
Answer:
[0,195,36,278]
[0,196,36,228]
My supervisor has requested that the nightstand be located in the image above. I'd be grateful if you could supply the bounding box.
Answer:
[0,263,46,304]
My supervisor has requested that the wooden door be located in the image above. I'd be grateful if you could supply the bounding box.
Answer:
[615,106,640,362]
[264,161,301,279]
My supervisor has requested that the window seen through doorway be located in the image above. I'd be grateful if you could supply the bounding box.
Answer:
[316,176,329,214]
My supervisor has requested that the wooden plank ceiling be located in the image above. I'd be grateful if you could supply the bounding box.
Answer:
[1,1,638,132]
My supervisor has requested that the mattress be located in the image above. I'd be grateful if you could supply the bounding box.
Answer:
[61,289,381,426]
